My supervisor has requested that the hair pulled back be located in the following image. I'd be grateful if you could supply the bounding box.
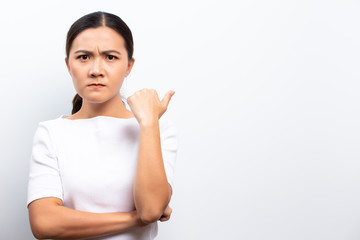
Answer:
[65,11,134,114]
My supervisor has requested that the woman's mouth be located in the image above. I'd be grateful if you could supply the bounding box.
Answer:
[88,83,105,88]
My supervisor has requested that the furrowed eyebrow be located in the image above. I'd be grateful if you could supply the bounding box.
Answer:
[73,50,121,55]
[74,50,92,55]
[102,50,122,55]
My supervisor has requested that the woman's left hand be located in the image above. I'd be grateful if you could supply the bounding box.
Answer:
[159,205,172,222]
[127,89,175,126]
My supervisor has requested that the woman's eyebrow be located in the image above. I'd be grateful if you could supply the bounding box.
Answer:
[101,50,122,55]
[73,50,122,55]
[74,50,92,55]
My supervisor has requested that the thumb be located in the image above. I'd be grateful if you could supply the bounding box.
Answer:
[160,90,175,109]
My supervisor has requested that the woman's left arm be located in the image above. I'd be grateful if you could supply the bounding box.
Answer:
[127,89,175,224]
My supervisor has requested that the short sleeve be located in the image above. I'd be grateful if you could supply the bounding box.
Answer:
[160,119,178,193]
[27,122,63,207]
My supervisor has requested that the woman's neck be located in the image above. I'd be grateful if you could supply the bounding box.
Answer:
[70,94,134,120]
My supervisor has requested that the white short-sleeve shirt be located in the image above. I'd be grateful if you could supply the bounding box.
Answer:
[27,114,178,240]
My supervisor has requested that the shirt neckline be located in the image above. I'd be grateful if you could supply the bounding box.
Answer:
[59,114,136,121]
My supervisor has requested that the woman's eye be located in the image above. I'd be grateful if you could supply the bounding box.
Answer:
[107,55,117,60]
[78,55,89,60]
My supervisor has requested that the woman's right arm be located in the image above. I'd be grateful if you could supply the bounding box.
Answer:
[28,197,145,240]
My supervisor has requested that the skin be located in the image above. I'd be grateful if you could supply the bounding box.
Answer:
[28,26,174,239]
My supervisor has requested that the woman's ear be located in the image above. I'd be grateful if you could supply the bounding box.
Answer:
[65,58,70,72]
[125,57,135,77]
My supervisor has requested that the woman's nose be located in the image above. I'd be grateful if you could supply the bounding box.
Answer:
[89,58,104,77]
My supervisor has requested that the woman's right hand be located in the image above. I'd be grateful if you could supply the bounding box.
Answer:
[159,205,172,222]
[127,89,175,126]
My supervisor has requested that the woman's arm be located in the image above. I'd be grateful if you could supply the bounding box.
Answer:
[134,120,172,223]
[127,89,175,224]
[28,197,145,239]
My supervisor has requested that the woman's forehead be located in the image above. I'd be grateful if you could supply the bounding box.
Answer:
[71,27,126,52]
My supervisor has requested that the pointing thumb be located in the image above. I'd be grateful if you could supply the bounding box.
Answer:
[160,90,175,116]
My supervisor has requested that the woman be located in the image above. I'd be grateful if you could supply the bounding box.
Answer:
[27,11,178,240]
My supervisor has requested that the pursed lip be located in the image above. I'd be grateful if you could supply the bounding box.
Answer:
[88,83,105,86]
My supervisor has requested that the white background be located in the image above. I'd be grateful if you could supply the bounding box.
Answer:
[0,0,359,239]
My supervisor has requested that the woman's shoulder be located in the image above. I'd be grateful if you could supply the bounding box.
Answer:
[35,115,69,130]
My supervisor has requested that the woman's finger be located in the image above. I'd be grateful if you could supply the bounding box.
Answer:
[159,215,170,222]
[160,90,175,110]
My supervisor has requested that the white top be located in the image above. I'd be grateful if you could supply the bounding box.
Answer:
[27,114,178,240]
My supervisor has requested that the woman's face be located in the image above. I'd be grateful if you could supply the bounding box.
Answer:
[66,26,134,104]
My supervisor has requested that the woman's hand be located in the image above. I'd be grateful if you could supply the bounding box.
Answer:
[127,89,175,126]
[159,205,172,222]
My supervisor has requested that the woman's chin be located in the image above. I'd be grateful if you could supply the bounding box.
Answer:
[83,97,110,104]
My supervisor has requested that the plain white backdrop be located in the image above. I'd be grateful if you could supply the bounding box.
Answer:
[0,0,359,239]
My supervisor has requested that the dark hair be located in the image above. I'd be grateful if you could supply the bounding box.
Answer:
[65,11,134,114]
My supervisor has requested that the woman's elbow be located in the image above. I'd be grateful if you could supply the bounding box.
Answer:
[30,225,44,240]
[30,220,51,239]
[137,190,172,224]
[32,230,50,240]
[30,216,60,239]
[139,209,163,224]
[29,198,64,239]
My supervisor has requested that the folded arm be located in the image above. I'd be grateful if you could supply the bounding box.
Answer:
[28,197,144,240]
